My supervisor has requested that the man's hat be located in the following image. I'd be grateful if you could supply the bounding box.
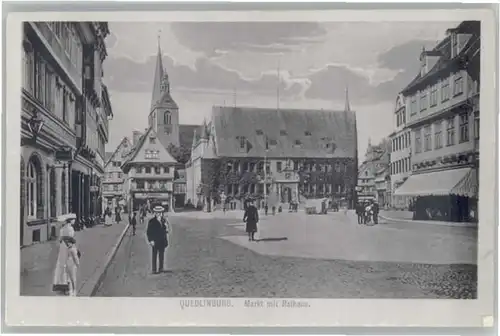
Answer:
[153,206,165,213]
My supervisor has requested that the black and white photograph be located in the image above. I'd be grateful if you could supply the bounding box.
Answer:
[4,8,496,328]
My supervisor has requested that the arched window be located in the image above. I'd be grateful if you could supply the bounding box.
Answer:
[164,111,171,125]
[61,171,67,214]
[27,157,42,219]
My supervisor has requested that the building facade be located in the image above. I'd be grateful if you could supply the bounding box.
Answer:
[102,137,131,211]
[20,22,112,246]
[356,139,390,204]
[186,105,358,211]
[394,21,480,222]
[121,128,178,212]
[389,94,412,209]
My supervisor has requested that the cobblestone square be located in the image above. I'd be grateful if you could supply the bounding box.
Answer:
[96,212,477,299]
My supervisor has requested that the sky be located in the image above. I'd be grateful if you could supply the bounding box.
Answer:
[102,21,457,159]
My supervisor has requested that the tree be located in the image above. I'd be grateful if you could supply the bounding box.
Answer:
[167,144,191,164]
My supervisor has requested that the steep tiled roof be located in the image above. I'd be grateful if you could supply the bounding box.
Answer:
[105,151,114,163]
[179,124,201,149]
[121,127,178,173]
[104,137,131,167]
[211,106,356,158]
[401,22,479,94]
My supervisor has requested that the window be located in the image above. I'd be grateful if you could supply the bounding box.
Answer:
[430,85,438,106]
[238,136,246,152]
[451,32,458,58]
[255,129,263,135]
[304,131,312,136]
[441,79,450,101]
[453,75,464,96]
[35,55,45,103]
[276,162,282,172]
[280,130,287,136]
[145,166,151,174]
[459,113,469,143]
[150,136,156,144]
[155,167,161,174]
[474,111,480,140]
[49,169,56,218]
[420,91,428,111]
[114,185,119,191]
[415,128,422,153]
[62,88,68,123]
[446,116,455,146]
[22,41,35,93]
[434,121,443,149]
[164,166,170,174]
[164,111,171,124]
[294,139,302,146]
[118,172,123,179]
[136,180,145,189]
[27,159,40,218]
[410,96,417,115]
[335,162,340,172]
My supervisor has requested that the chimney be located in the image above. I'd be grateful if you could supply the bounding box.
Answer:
[132,131,142,146]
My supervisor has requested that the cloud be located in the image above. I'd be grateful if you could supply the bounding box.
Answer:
[304,38,441,104]
[170,22,327,56]
[103,54,306,99]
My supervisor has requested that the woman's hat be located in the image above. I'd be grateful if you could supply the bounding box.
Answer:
[153,206,165,213]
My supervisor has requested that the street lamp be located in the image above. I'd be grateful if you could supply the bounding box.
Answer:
[23,109,44,145]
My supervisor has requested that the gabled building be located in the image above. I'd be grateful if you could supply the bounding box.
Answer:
[121,127,178,212]
[102,137,131,211]
[357,138,390,203]
[186,100,358,211]
[394,21,480,223]
[389,94,412,209]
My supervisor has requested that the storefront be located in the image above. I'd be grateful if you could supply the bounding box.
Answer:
[394,167,478,222]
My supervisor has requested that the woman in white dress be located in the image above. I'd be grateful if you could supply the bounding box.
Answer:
[52,214,80,296]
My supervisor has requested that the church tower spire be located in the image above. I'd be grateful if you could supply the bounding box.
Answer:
[150,31,165,111]
[344,84,351,112]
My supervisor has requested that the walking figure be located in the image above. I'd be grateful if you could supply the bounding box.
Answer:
[243,200,259,242]
[130,211,137,235]
[52,214,80,296]
[115,206,121,224]
[146,206,169,274]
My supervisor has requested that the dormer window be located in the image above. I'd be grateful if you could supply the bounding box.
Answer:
[255,129,263,135]
[294,139,302,147]
[304,131,312,136]
[280,130,288,136]
[237,136,247,153]
[149,136,156,144]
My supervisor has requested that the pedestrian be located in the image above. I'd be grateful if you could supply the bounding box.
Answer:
[264,203,268,216]
[372,202,379,224]
[272,205,276,215]
[356,202,363,224]
[130,211,137,235]
[52,214,80,296]
[146,206,169,274]
[115,206,121,224]
[243,200,259,242]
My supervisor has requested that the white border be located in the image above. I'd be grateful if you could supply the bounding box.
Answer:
[4,9,496,327]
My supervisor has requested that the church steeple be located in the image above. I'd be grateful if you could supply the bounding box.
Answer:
[150,32,165,111]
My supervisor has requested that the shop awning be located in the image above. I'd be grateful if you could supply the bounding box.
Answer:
[394,168,477,197]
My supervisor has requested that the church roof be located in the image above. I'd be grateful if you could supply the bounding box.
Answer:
[154,90,178,110]
[210,106,356,159]
[150,43,165,111]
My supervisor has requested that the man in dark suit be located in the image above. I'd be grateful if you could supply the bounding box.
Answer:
[146,206,169,274]
[243,200,259,242]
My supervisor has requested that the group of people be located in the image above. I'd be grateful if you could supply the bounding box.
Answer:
[355,200,380,225]
[103,206,123,226]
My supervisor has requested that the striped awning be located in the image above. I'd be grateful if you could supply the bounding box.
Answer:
[394,168,477,197]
